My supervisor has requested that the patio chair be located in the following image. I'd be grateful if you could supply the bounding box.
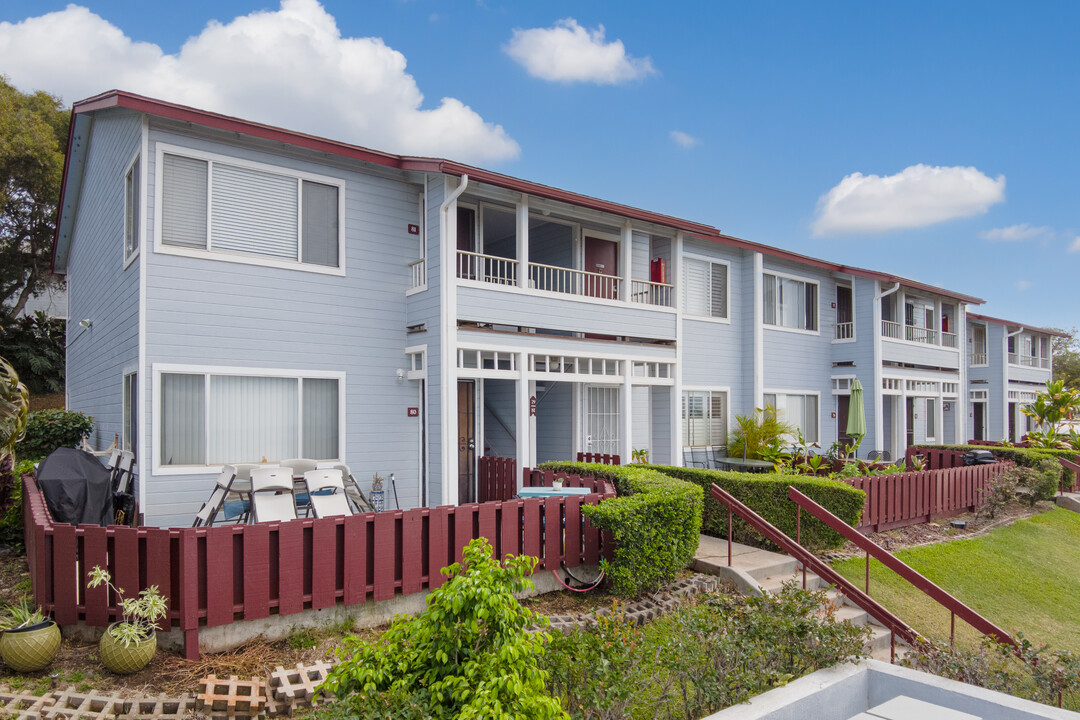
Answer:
[691,447,710,469]
[279,458,318,475]
[710,446,728,469]
[113,450,135,494]
[683,449,707,468]
[304,469,353,518]
[866,450,891,463]
[249,467,298,523]
[333,464,376,513]
[192,468,238,527]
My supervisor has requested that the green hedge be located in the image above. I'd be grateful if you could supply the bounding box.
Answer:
[14,409,94,462]
[651,466,865,552]
[540,462,702,597]
[919,444,1073,498]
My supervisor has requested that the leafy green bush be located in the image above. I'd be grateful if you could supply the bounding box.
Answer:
[924,444,1075,496]
[323,537,564,720]
[0,461,31,548]
[727,407,794,460]
[0,313,65,396]
[540,462,703,597]
[15,410,93,461]
[543,585,869,719]
[651,465,864,551]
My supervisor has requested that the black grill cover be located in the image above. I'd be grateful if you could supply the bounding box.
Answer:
[963,450,998,466]
[36,448,114,526]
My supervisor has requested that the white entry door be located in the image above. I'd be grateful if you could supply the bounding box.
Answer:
[583,385,620,455]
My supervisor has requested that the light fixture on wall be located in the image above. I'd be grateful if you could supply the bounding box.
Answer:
[396,368,405,383]
[78,318,93,330]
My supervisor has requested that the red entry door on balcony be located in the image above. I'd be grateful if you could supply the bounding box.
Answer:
[584,236,618,299]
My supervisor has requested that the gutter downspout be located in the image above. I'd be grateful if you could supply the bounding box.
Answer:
[439,175,468,507]
[873,282,901,457]
[1005,325,1024,441]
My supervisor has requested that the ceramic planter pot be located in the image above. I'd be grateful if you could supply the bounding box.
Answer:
[370,489,385,512]
[99,622,156,674]
[0,619,61,672]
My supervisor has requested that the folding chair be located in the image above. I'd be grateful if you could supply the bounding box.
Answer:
[113,451,135,494]
[279,459,319,515]
[192,468,238,527]
[249,467,298,523]
[333,464,376,513]
[279,458,318,475]
[304,469,353,519]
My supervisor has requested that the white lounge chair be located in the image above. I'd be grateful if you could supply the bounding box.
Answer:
[279,458,318,475]
[304,469,353,518]
[250,467,298,523]
[333,463,375,513]
[114,450,136,493]
[192,468,238,527]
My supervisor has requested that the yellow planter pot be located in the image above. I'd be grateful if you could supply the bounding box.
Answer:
[99,623,156,674]
[0,619,61,672]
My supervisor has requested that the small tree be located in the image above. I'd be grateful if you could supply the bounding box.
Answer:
[727,406,795,460]
[324,537,566,719]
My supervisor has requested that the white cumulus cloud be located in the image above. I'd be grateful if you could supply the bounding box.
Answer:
[1015,280,1032,291]
[504,18,656,84]
[670,130,700,149]
[0,0,520,163]
[978,223,1052,241]
[812,164,1005,237]
[1068,236,1080,253]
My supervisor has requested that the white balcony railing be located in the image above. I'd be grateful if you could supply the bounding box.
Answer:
[942,331,958,348]
[408,258,426,290]
[529,261,621,300]
[882,320,941,345]
[834,322,854,340]
[457,250,518,286]
[1011,354,1050,369]
[629,280,673,307]
[970,352,987,366]
[1008,352,1020,365]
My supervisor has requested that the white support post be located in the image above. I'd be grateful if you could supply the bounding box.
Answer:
[516,194,529,289]
[934,299,942,345]
[440,176,461,507]
[620,220,633,303]
[516,351,531,489]
[753,252,764,409]
[956,303,967,442]
[620,363,633,465]
[672,233,684,466]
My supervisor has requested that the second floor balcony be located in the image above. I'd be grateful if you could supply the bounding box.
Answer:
[1008,352,1051,369]
[880,320,959,349]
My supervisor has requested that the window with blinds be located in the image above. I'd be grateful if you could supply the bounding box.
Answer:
[160,151,341,269]
[159,371,341,467]
[682,390,728,447]
[763,273,817,331]
[683,257,728,318]
[762,392,819,443]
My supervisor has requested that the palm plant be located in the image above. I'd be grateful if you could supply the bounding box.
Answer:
[1022,380,1080,431]
[727,407,795,461]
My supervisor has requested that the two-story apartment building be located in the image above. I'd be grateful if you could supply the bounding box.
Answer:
[966,313,1059,442]
[54,91,1047,526]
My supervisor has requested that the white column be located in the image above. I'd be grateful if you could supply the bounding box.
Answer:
[872,282,884,456]
[620,363,633,465]
[934,299,942,345]
[516,352,530,490]
[672,233,684,465]
[753,252,764,409]
[516,194,529,289]
[620,220,633,303]
[956,303,967,442]
[441,176,460,506]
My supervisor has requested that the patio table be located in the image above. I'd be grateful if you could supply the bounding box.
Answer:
[517,487,592,498]
[716,457,774,473]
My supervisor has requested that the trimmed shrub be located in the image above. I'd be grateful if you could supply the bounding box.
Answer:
[652,465,865,552]
[925,444,1074,494]
[15,409,93,461]
[540,462,703,597]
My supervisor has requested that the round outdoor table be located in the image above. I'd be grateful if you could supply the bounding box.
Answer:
[716,457,774,473]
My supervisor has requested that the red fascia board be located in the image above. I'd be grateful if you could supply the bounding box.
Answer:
[966,312,1067,337]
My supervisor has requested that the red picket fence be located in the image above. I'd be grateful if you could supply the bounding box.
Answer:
[524,469,614,494]
[576,452,621,465]
[839,462,1008,532]
[906,446,969,470]
[23,474,614,660]
[478,456,517,503]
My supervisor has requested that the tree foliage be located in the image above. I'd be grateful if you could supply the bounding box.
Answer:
[0,77,69,325]
[0,311,65,394]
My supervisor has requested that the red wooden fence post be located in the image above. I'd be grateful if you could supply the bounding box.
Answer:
[176,528,200,661]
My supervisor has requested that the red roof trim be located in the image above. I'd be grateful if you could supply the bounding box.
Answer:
[966,312,1067,337]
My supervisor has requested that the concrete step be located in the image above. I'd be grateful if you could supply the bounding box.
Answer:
[833,604,870,627]
[758,569,827,595]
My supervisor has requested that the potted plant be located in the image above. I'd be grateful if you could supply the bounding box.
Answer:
[551,477,564,490]
[87,566,168,674]
[370,473,386,513]
[631,448,649,464]
[0,599,61,672]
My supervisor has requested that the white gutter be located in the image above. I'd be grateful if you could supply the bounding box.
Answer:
[872,282,901,457]
[439,175,468,507]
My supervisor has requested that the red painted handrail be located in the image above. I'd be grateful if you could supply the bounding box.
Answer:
[787,486,1016,648]
[1058,458,1080,494]
[709,484,918,652]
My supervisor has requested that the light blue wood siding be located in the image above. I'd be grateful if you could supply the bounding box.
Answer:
[456,285,676,340]
[141,121,426,525]
[481,379,516,458]
[536,382,573,463]
[881,339,962,369]
[66,109,142,452]
[832,276,879,452]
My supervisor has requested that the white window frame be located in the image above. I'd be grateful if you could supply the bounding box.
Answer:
[681,253,731,323]
[406,189,427,296]
[681,386,731,448]
[151,363,347,475]
[969,323,988,366]
[925,397,937,441]
[832,281,855,343]
[762,269,820,335]
[123,152,141,268]
[122,370,137,453]
[762,389,822,443]
[153,142,346,276]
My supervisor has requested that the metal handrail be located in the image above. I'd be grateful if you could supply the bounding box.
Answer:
[786,486,1016,649]
[709,484,918,657]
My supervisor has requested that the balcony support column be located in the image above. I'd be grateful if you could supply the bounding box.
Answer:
[516,195,529,289]
[620,362,633,466]
[620,220,633,303]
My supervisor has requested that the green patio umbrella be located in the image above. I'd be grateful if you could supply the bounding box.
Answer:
[846,378,867,445]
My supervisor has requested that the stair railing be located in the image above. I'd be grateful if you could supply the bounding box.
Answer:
[787,486,1016,651]
[710,484,917,661]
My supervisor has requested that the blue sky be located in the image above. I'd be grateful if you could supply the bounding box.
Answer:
[2,1,1077,328]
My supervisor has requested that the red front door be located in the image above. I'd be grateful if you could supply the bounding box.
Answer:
[583,236,618,299]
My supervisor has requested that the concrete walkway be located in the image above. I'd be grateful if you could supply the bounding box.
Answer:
[1056,492,1080,514]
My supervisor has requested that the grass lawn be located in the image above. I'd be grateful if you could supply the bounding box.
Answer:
[833,507,1080,654]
